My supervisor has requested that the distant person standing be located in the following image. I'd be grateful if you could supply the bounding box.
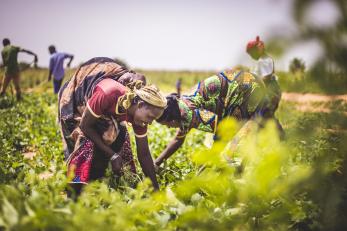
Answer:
[48,45,74,94]
[247,36,275,79]
[176,78,182,97]
[246,36,284,138]
[1,38,38,100]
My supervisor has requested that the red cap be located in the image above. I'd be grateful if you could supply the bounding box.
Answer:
[246,36,265,52]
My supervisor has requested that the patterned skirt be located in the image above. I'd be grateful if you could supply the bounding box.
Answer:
[66,124,136,184]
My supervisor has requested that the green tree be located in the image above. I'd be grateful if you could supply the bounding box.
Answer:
[292,0,347,74]
[268,0,347,92]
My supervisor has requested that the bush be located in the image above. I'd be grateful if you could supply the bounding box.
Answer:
[0,93,346,230]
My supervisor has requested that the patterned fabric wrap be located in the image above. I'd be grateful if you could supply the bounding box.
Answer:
[58,57,128,158]
[177,98,217,136]
[67,125,136,184]
[179,69,266,134]
[58,57,136,183]
[67,138,94,184]
[220,69,266,118]
[176,69,281,141]
[177,99,193,134]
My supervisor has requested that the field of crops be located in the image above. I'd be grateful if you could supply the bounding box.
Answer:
[0,69,347,230]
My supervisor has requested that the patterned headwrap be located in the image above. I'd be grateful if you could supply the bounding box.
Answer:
[246,36,265,52]
[120,81,167,109]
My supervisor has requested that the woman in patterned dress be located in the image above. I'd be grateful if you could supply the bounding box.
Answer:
[155,68,280,168]
[58,57,167,194]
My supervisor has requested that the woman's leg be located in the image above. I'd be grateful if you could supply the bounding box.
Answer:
[66,183,84,200]
[0,74,12,96]
[53,79,63,94]
[89,146,109,181]
[274,117,285,140]
[12,73,21,100]
[66,138,94,198]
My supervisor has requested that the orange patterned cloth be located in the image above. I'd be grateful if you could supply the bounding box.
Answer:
[58,57,136,184]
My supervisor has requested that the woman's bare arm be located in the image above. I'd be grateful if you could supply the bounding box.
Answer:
[154,136,185,166]
[135,136,159,190]
[79,108,114,158]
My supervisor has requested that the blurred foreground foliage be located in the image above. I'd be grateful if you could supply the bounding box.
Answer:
[0,93,346,230]
[268,0,347,94]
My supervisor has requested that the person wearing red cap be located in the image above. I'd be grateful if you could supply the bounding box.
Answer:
[246,36,284,139]
[246,36,274,79]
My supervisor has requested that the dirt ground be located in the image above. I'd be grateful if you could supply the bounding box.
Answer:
[282,92,347,116]
[282,93,347,103]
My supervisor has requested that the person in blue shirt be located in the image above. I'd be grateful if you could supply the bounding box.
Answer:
[48,45,74,94]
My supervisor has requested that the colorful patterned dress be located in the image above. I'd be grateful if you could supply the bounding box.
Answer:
[176,69,268,137]
[175,98,218,138]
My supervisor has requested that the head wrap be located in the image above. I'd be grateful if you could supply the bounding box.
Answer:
[135,85,167,108]
[120,81,167,110]
[246,36,265,52]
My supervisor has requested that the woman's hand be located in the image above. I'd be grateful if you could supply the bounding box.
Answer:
[154,136,185,168]
[111,155,123,176]
[154,162,160,173]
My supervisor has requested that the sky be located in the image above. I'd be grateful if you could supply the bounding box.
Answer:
[0,0,338,71]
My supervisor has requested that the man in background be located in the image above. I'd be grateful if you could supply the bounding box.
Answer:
[48,45,74,94]
[1,38,38,100]
[176,78,182,97]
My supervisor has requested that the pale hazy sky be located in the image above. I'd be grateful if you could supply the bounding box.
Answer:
[0,0,336,70]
